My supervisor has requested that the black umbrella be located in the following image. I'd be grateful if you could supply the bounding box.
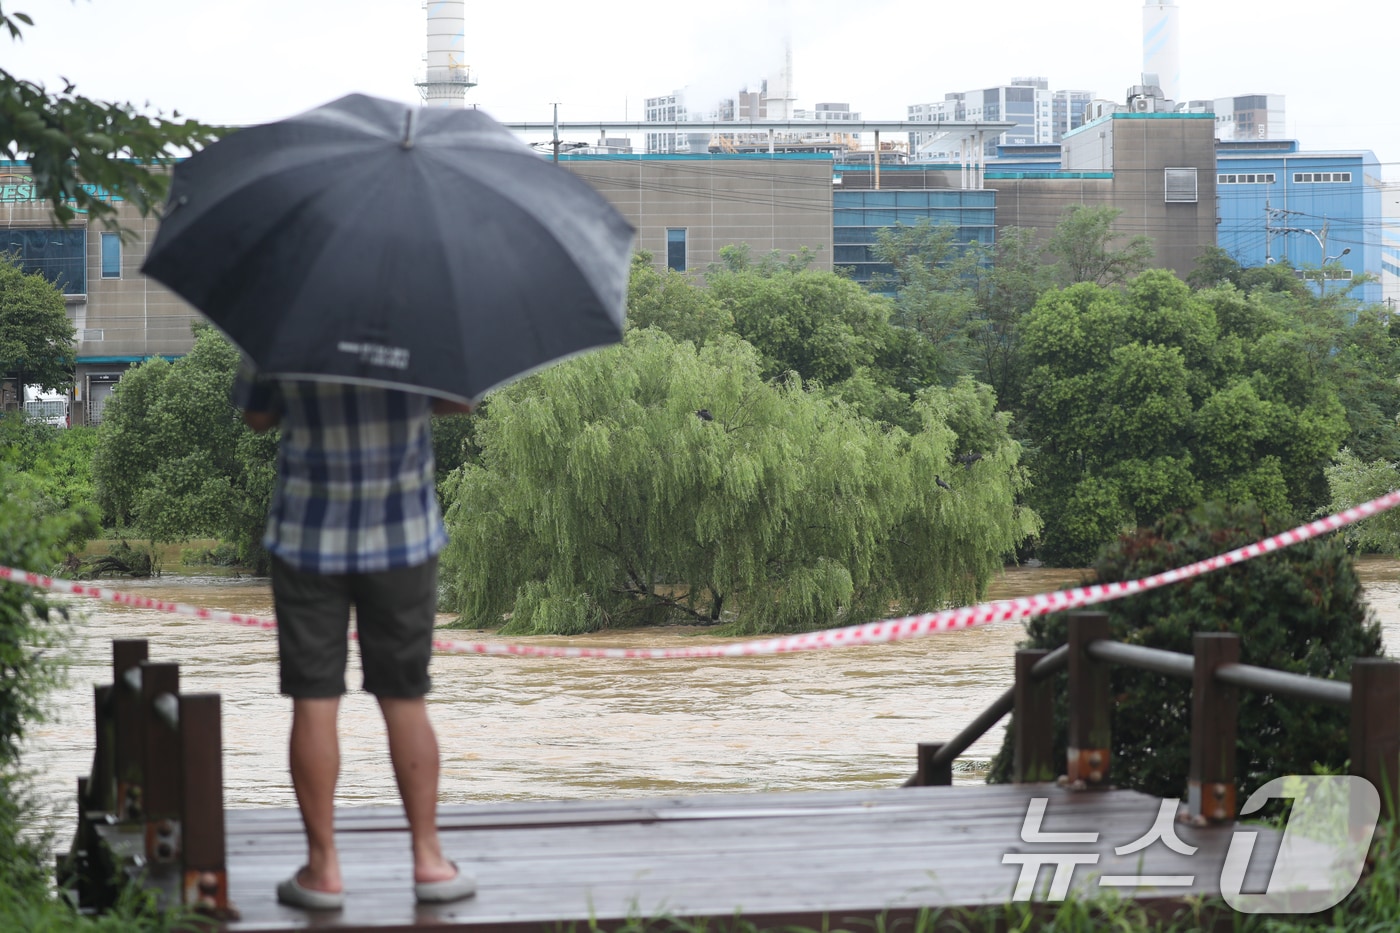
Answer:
[142,93,635,404]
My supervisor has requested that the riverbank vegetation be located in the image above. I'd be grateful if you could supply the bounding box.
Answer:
[5,202,1397,633]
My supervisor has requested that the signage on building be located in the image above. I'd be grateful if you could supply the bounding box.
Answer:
[0,173,121,203]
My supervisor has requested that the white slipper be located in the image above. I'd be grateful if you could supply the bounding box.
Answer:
[414,862,477,904]
[276,870,345,910]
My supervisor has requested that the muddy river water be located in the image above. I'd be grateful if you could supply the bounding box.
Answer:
[18,559,1400,841]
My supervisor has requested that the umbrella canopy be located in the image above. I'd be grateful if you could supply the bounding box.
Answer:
[142,94,635,404]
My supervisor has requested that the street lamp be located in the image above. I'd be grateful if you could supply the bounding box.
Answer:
[1315,245,1350,297]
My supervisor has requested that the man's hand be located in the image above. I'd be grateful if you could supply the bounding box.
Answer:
[243,410,281,433]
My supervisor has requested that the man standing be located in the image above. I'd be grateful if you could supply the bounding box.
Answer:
[239,374,476,910]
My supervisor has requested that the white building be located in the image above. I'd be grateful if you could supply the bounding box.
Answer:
[1213,94,1286,141]
[909,78,1053,159]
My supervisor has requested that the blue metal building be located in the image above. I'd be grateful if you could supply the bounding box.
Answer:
[1213,140,1381,303]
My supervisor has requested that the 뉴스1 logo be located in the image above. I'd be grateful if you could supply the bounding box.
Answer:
[1003,775,1380,914]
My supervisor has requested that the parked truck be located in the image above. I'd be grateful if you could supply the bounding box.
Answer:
[23,385,69,427]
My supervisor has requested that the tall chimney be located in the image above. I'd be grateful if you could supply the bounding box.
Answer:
[1142,1,1180,102]
[416,1,475,108]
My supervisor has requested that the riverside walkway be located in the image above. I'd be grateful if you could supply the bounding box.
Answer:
[68,610,1396,931]
[195,782,1278,931]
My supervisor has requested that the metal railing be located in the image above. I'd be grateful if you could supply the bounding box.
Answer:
[906,612,1400,826]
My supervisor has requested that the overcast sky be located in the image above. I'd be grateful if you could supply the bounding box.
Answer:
[6,0,1399,181]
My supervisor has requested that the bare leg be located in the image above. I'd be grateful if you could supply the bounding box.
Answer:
[378,696,456,883]
[290,697,344,893]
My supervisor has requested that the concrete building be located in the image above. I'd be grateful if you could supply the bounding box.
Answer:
[850,109,1219,283]
[555,153,834,274]
[0,165,197,425]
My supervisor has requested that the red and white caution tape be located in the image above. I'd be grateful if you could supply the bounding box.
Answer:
[4,489,1399,659]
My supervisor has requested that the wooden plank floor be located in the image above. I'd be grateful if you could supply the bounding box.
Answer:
[199,783,1285,932]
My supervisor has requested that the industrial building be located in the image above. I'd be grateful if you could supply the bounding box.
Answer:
[4,0,1394,423]
[0,165,197,424]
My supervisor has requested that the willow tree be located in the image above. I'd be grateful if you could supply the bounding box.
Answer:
[439,328,1037,635]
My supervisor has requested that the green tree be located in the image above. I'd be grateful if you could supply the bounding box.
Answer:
[626,250,733,346]
[0,5,220,228]
[92,326,276,570]
[0,257,74,394]
[1021,272,1349,565]
[1186,245,1244,291]
[439,328,1037,635]
[988,502,1383,800]
[705,262,928,428]
[870,220,982,384]
[1044,204,1154,288]
[1324,449,1400,554]
[966,226,1051,411]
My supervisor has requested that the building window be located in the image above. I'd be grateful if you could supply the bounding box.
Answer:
[100,232,121,278]
[1,228,86,294]
[1218,173,1275,184]
[1294,172,1352,183]
[666,228,687,272]
[1164,168,1198,203]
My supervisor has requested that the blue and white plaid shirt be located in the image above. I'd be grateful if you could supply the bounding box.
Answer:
[236,376,448,574]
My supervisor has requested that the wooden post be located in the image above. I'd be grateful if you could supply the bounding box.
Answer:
[1187,632,1239,823]
[1066,613,1111,789]
[91,684,114,813]
[180,694,235,918]
[913,742,953,786]
[1013,649,1054,783]
[140,661,182,865]
[1350,658,1400,822]
[112,639,148,821]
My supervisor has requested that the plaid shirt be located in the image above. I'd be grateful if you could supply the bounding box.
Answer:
[236,376,448,574]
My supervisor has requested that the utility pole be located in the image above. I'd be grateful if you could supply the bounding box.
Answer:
[1263,200,1304,264]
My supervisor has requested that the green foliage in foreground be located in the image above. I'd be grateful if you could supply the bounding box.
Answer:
[0,490,196,931]
[440,328,1038,635]
[0,6,221,230]
[988,500,1382,799]
[0,416,100,551]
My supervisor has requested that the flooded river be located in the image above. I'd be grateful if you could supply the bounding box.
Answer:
[18,559,1400,841]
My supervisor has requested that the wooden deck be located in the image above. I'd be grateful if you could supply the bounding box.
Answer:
[120,782,1282,932]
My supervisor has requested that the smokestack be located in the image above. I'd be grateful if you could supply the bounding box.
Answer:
[1142,1,1180,102]
[416,1,475,108]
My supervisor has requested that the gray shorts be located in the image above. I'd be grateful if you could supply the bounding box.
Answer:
[269,555,439,699]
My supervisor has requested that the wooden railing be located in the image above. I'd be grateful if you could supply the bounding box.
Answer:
[58,639,236,919]
[908,611,1400,824]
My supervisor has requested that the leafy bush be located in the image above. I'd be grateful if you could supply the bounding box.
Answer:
[0,415,100,552]
[988,501,1383,799]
